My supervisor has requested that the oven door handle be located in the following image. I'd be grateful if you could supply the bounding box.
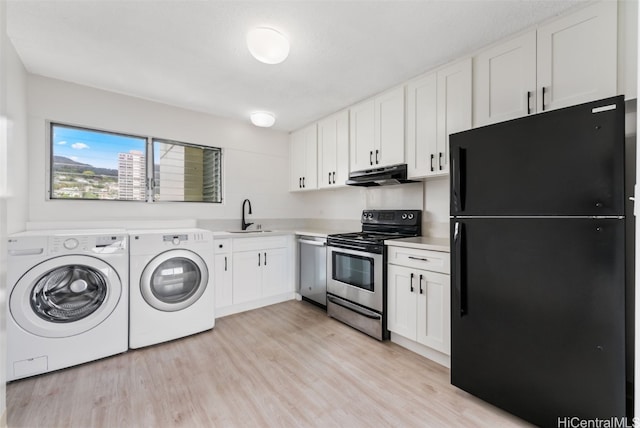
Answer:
[327,295,382,320]
[327,244,381,256]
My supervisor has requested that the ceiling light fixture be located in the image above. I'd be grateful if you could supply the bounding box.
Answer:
[250,112,276,128]
[247,27,290,65]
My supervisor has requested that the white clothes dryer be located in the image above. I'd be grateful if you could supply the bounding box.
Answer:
[6,230,129,381]
[128,228,215,349]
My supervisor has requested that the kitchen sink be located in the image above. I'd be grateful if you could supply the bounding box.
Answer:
[226,230,273,234]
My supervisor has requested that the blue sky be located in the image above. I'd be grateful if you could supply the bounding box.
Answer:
[52,124,146,169]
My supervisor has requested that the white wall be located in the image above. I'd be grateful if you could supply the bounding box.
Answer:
[26,76,300,225]
[290,179,450,238]
[423,177,449,237]
[1,1,29,423]
[25,75,455,233]
[6,41,27,234]
[0,1,7,422]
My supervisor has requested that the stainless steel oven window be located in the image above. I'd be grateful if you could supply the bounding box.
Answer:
[331,251,375,292]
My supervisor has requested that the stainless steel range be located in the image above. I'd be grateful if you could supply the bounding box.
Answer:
[326,209,422,340]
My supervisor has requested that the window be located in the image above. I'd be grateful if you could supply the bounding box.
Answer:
[49,123,222,203]
[152,139,222,203]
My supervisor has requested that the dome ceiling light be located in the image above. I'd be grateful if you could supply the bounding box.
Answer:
[250,112,276,128]
[246,27,290,65]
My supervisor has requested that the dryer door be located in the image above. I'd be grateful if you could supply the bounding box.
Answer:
[140,249,209,312]
[10,255,123,338]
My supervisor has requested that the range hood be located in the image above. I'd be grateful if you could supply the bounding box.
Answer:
[346,164,417,187]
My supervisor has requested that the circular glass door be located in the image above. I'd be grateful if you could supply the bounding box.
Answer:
[31,265,108,323]
[10,255,122,338]
[140,249,209,312]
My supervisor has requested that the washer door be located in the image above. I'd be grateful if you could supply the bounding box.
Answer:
[10,255,122,338]
[140,249,209,312]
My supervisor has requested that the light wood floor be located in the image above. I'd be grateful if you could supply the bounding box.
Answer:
[7,300,531,427]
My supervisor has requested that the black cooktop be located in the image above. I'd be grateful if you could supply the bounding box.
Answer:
[328,231,415,245]
[327,210,422,246]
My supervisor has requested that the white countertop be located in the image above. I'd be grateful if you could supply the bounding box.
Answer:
[210,229,449,251]
[385,236,450,253]
[211,230,294,238]
[294,229,352,238]
[210,228,348,239]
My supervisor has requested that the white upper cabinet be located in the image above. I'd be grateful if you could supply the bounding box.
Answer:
[407,72,438,178]
[436,58,472,176]
[350,98,376,172]
[536,1,617,112]
[474,1,617,127]
[318,110,349,188]
[350,85,405,172]
[289,124,318,191]
[474,31,537,126]
[407,59,472,179]
[375,86,405,168]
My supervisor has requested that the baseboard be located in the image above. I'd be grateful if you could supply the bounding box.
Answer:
[390,333,451,368]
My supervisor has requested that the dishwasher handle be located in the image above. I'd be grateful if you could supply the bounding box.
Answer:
[298,238,326,247]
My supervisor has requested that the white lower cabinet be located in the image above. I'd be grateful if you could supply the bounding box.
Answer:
[233,238,288,305]
[214,239,233,309]
[232,250,263,304]
[260,247,288,297]
[387,245,451,362]
[215,235,293,317]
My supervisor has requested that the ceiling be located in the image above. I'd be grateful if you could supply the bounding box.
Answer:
[7,0,587,132]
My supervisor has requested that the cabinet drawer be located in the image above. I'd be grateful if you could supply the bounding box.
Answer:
[214,239,231,254]
[387,246,450,274]
[232,236,288,252]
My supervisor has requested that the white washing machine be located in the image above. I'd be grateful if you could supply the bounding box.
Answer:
[128,228,215,349]
[6,230,129,381]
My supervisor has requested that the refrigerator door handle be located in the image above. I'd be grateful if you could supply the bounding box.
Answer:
[454,222,467,316]
[452,147,464,213]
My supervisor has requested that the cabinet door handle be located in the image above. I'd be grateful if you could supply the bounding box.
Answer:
[369,151,373,165]
[526,91,532,115]
[408,256,428,262]
[375,149,379,164]
[302,177,305,188]
[299,177,302,188]
[419,274,424,294]
[332,171,336,184]
[328,172,331,185]
[258,253,261,266]
[224,256,227,272]
[410,273,415,293]
[264,252,267,266]
[541,86,547,111]
[439,152,443,170]
[430,154,434,172]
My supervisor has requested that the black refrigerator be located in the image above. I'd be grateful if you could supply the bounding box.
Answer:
[449,95,628,427]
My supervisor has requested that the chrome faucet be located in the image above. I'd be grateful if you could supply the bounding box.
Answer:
[241,199,253,230]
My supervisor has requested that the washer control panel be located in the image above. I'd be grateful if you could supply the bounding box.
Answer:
[63,238,79,250]
[49,234,127,254]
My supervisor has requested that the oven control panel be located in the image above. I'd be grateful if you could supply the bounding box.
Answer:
[361,210,422,226]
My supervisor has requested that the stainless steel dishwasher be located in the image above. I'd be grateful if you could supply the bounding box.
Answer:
[298,235,327,308]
